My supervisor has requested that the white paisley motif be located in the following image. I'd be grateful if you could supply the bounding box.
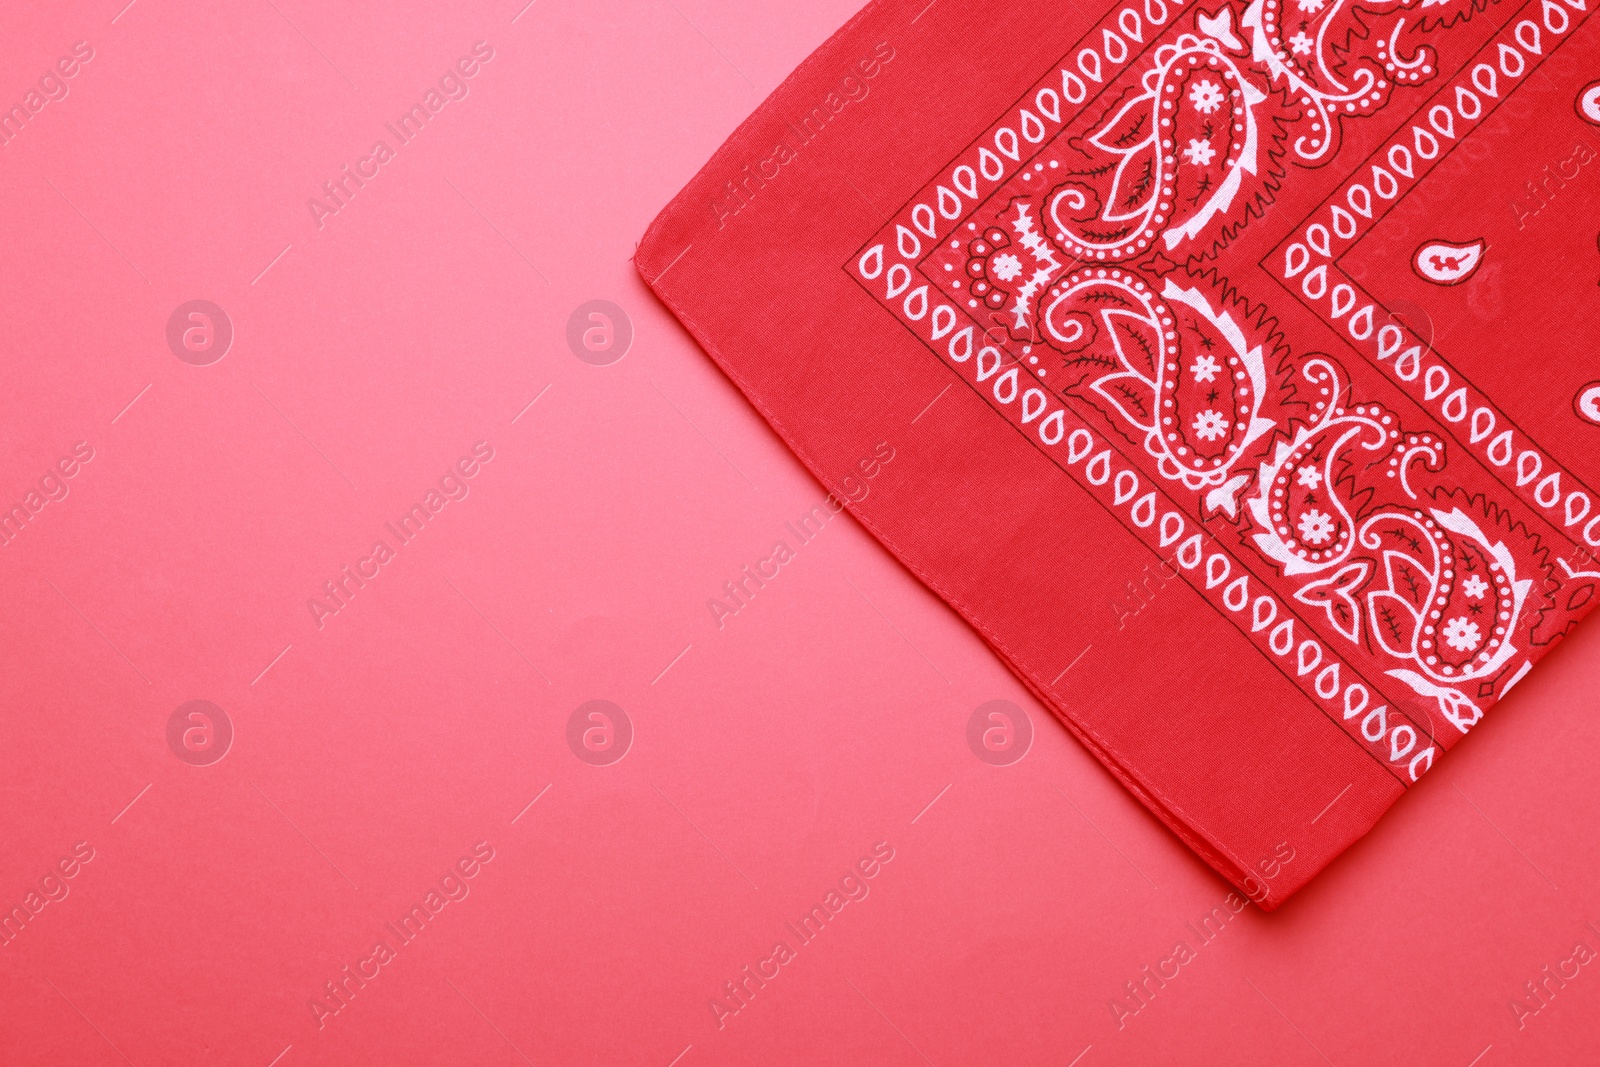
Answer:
[1239,0,1420,162]
[1242,357,1532,731]
[1044,274,1276,506]
[1049,31,1265,257]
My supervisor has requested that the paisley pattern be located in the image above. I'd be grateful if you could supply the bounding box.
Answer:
[1046,31,1265,257]
[1244,362,1534,730]
[854,0,1598,778]
[1040,273,1274,507]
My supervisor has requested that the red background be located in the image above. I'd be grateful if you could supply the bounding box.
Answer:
[1,0,1597,1063]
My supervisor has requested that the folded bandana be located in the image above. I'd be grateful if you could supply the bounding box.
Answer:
[637,0,1600,907]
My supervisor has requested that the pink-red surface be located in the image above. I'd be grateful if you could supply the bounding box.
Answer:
[0,0,1597,1064]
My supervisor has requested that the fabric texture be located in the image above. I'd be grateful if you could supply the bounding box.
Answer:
[636,0,1600,908]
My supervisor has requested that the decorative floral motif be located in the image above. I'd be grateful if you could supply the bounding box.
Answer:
[1239,0,1424,163]
[1443,617,1481,652]
[1044,31,1265,260]
[1037,273,1274,510]
[857,0,1594,781]
[1183,138,1217,166]
[1298,509,1335,545]
[1193,410,1229,441]
[1189,79,1224,114]
[962,224,1029,318]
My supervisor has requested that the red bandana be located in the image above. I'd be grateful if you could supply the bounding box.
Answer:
[637,0,1600,907]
